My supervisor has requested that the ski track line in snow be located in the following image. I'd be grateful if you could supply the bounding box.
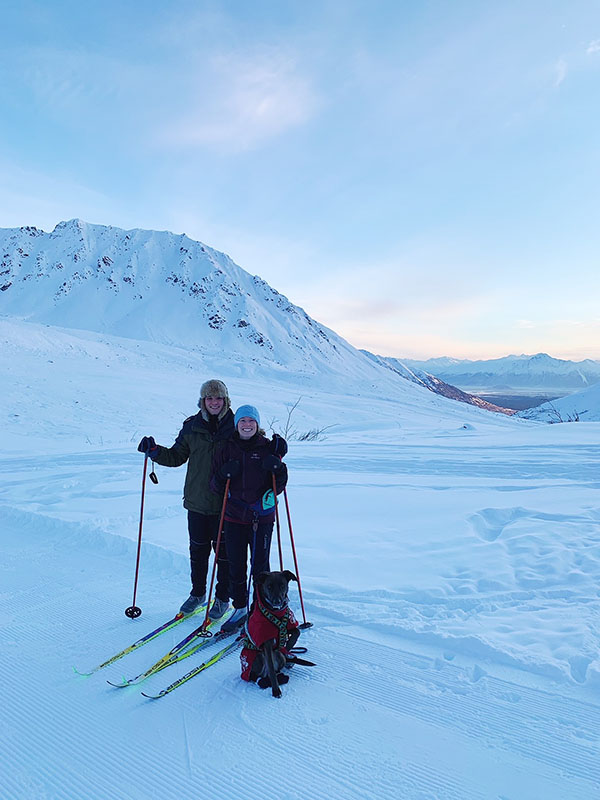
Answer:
[0,685,204,800]
[150,651,484,800]
[115,651,415,800]
[0,514,408,800]
[1,442,599,485]
[289,443,599,482]
[318,625,600,787]
[0,584,205,795]
[3,480,600,798]
[0,598,213,800]
[307,593,600,687]
[176,622,600,800]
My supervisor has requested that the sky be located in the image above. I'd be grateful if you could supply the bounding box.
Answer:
[1,0,600,360]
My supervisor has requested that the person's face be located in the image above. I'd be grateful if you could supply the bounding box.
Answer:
[237,417,258,440]
[205,396,225,416]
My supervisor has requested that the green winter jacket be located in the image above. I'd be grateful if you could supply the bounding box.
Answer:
[151,410,235,515]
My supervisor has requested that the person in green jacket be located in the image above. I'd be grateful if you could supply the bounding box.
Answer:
[138,379,234,618]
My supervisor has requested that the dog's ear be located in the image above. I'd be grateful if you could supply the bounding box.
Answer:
[282,570,298,583]
[256,572,269,585]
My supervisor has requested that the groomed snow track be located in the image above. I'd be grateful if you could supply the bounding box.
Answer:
[1,506,599,800]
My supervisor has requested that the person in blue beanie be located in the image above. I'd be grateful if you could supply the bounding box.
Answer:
[211,404,288,632]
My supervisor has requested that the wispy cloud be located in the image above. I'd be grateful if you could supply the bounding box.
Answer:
[554,57,568,86]
[8,40,319,155]
[17,46,148,114]
[587,39,600,54]
[159,51,319,152]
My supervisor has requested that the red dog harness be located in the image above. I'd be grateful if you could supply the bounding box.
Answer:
[240,595,299,682]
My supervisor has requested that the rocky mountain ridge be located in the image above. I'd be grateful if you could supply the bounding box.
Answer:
[0,219,367,381]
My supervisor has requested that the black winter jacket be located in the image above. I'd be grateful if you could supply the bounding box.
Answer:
[211,433,288,524]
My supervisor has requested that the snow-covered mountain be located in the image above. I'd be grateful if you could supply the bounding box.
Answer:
[362,351,514,415]
[0,219,386,386]
[0,220,512,415]
[401,353,600,392]
[517,380,600,423]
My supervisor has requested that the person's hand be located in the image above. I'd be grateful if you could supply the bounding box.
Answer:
[271,434,288,457]
[220,460,240,479]
[262,454,283,472]
[138,436,157,454]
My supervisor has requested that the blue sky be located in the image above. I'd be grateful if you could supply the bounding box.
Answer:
[1,1,600,359]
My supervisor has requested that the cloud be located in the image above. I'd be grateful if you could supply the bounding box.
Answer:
[159,51,319,152]
[8,39,319,155]
[554,57,568,86]
[16,46,149,114]
[587,39,600,54]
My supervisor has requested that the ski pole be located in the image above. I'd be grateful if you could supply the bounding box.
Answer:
[282,488,312,629]
[125,454,149,618]
[246,517,259,616]
[200,477,230,633]
[272,473,284,571]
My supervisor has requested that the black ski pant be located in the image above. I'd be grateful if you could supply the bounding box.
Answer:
[224,519,273,609]
[187,511,229,602]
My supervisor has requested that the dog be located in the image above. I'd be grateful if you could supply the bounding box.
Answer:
[240,570,300,698]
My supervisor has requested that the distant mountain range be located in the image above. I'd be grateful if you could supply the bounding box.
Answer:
[399,353,600,392]
[361,352,514,414]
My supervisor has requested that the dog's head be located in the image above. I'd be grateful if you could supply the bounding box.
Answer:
[256,570,298,611]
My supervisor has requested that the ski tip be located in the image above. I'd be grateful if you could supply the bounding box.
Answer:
[106,679,128,688]
[73,666,92,676]
[141,691,162,700]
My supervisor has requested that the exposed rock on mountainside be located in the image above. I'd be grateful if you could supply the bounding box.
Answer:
[362,351,514,415]
[0,220,368,379]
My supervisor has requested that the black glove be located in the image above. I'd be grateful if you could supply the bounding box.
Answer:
[262,454,283,472]
[220,460,240,479]
[138,436,157,454]
[271,434,288,457]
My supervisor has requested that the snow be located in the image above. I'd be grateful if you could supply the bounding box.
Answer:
[517,380,600,423]
[0,219,402,384]
[2,314,600,799]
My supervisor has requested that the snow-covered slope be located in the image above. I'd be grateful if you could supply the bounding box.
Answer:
[1,315,600,800]
[402,353,600,391]
[362,350,515,415]
[0,219,399,387]
[517,380,600,422]
[0,316,519,454]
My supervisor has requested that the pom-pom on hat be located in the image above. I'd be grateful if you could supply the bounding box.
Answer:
[234,404,260,427]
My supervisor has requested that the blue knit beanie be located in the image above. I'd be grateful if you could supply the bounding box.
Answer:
[234,404,260,427]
